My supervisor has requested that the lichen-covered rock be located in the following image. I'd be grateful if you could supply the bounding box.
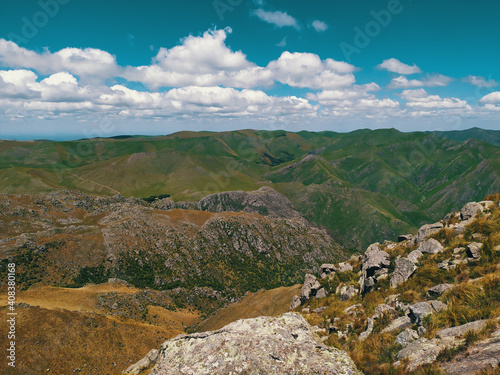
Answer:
[337,262,353,273]
[398,234,413,242]
[390,258,417,288]
[315,288,327,299]
[359,317,374,342]
[359,243,390,293]
[407,249,423,264]
[145,313,362,375]
[395,338,442,370]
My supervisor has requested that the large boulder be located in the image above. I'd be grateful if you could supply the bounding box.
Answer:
[124,349,159,375]
[390,258,417,288]
[141,313,362,375]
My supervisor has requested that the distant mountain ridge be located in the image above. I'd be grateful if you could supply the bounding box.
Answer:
[1,128,499,250]
[431,127,500,146]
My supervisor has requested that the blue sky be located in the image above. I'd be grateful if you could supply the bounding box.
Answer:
[0,0,499,140]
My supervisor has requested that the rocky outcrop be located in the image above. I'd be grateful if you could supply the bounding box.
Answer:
[466,242,483,260]
[195,187,305,220]
[359,243,390,293]
[140,313,361,375]
[441,327,500,375]
[300,274,321,303]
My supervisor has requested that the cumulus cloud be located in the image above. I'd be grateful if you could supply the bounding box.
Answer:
[479,91,500,104]
[123,28,273,89]
[401,89,468,109]
[310,20,328,32]
[388,74,453,89]
[267,51,355,90]
[253,9,300,29]
[463,75,498,88]
[377,58,421,75]
[0,39,119,80]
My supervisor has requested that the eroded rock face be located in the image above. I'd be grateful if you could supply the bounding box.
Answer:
[460,202,485,220]
[144,313,362,375]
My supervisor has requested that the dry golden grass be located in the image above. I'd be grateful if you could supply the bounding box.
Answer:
[197,284,301,332]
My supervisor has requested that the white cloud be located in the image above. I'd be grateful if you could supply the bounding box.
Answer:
[401,89,468,109]
[267,51,356,90]
[377,58,421,75]
[253,9,300,29]
[123,28,273,89]
[0,39,119,80]
[463,75,498,88]
[310,20,328,32]
[479,91,500,104]
[388,74,453,89]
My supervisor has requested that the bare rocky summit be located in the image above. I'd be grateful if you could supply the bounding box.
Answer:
[125,313,361,375]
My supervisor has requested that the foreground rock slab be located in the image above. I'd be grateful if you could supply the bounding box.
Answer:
[141,313,362,375]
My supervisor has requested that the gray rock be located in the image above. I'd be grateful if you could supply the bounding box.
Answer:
[315,288,327,299]
[337,262,353,273]
[339,285,358,301]
[363,244,391,272]
[373,304,397,320]
[359,275,375,294]
[395,328,419,348]
[416,222,444,243]
[417,238,444,254]
[390,258,417,288]
[382,316,412,333]
[436,319,489,339]
[466,242,483,260]
[395,338,442,371]
[441,328,500,375]
[123,349,159,375]
[398,234,413,242]
[460,202,484,220]
[312,306,327,313]
[408,300,447,325]
[300,274,321,303]
[320,263,337,274]
[407,250,423,264]
[427,283,453,298]
[289,295,301,310]
[359,318,374,341]
[146,313,362,375]
[437,259,450,270]
[343,304,363,315]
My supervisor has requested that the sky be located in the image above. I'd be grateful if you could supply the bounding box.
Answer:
[0,0,499,140]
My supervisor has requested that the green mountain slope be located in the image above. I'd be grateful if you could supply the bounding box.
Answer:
[1,128,499,250]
